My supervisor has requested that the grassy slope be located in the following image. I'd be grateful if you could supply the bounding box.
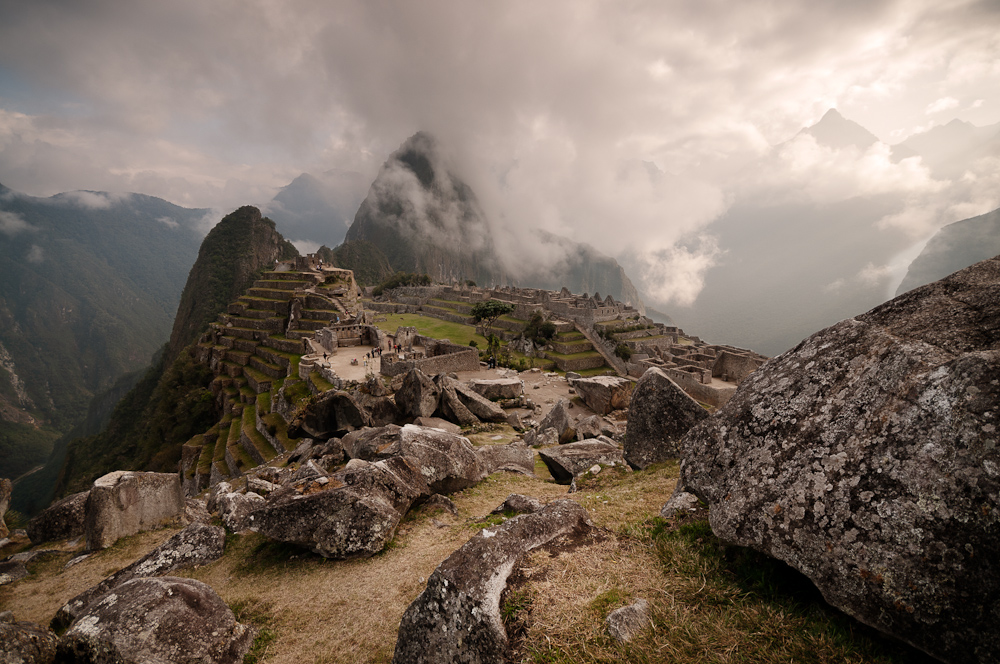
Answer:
[0,458,931,664]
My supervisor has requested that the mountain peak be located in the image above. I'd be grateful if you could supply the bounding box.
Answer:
[801,109,879,150]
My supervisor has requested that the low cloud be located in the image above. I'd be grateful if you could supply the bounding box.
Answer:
[57,190,131,209]
[26,244,43,263]
[157,215,179,228]
[926,97,960,115]
[0,210,37,236]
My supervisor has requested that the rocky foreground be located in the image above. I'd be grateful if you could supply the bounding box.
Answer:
[2,255,999,663]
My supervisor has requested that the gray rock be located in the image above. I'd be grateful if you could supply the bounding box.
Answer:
[451,381,508,423]
[254,455,430,558]
[85,472,184,551]
[678,255,1000,664]
[575,414,619,441]
[659,490,700,519]
[216,491,265,533]
[625,367,709,469]
[290,459,328,482]
[436,382,480,427]
[357,392,402,427]
[539,400,576,444]
[424,494,459,516]
[343,425,485,495]
[490,494,544,515]
[27,491,89,545]
[395,368,441,419]
[288,437,316,464]
[206,481,232,514]
[568,376,634,415]
[0,619,58,664]
[57,576,254,664]
[183,498,212,525]
[246,477,278,496]
[413,416,461,434]
[0,560,28,586]
[538,440,625,485]
[476,442,536,477]
[288,390,371,440]
[565,372,582,380]
[341,425,402,460]
[467,378,523,400]
[53,522,226,631]
[505,412,525,431]
[0,478,10,539]
[522,426,559,448]
[606,599,650,643]
[393,499,593,664]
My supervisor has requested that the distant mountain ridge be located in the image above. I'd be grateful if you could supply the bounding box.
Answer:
[265,169,369,249]
[0,183,207,485]
[896,205,1000,295]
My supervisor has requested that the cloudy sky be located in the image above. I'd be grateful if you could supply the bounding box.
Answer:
[1,0,999,306]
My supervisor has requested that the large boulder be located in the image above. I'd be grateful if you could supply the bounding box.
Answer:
[342,425,485,494]
[537,440,625,485]
[568,376,634,415]
[288,390,370,440]
[0,617,58,664]
[215,490,265,533]
[436,381,481,427]
[85,472,184,550]
[395,369,441,419]
[0,478,10,538]
[467,378,523,401]
[677,256,1000,664]
[451,381,508,423]
[56,576,254,664]
[53,522,226,630]
[253,456,430,558]
[27,491,89,545]
[539,399,576,444]
[624,367,709,469]
[393,499,593,664]
[476,442,536,477]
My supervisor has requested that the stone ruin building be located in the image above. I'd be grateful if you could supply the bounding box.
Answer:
[368,282,768,407]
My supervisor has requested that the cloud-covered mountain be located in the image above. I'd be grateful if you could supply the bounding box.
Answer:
[896,205,1000,296]
[672,110,1000,356]
[0,183,207,482]
[337,132,645,309]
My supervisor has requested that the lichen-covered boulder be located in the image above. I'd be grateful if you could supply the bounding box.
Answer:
[568,376,634,415]
[467,378,523,401]
[395,369,441,419]
[537,440,625,485]
[476,442,536,477]
[0,616,58,664]
[53,522,226,630]
[85,472,184,551]
[624,367,708,469]
[287,390,370,440]
[215,491,265,533]
[678,255,1000,664]
[56,576,254,664]
[539,399,575,444]
[393,499,592,663]
[27,491,89,545]
[253,456,430,558]
[342,424,485,494]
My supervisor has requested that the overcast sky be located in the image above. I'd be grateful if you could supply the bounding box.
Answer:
[2,0,999,305]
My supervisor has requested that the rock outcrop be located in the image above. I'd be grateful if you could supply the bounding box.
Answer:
[538,399,575,444]
[0,478,10,538]
[568,376,633,415]
[467,378,523,401]
[53,522,226,630]
[677,255,1000,664]
[253,456,430,558]
[85,472,184,550]
[625,367,709,469]
[0,616,58,664]
[27,491,89,545]
[287,390,371,440]
[538,440,625,485]
[393,499,593,663]
[476,442,536,477]
[395,369,441,419]
[56,576,254,664]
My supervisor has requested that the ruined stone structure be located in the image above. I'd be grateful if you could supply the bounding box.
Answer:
[379,332,480,377]
[370,282,767,406]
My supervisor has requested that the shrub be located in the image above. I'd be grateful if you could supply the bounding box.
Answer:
[614,343,633,361]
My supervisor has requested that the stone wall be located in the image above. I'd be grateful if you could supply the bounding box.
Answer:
[380,339,480,377]
[664,369,736,408]
[712,350,765,384]
[85,472,184,550]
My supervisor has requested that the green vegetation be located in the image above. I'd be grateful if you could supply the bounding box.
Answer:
[371,272,433,297]
[614,343,633,361]
[374,314,488,347]
[522,311,557,346]
[317,240,394,286]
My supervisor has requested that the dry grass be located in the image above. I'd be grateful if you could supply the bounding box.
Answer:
[0,460,931,664]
